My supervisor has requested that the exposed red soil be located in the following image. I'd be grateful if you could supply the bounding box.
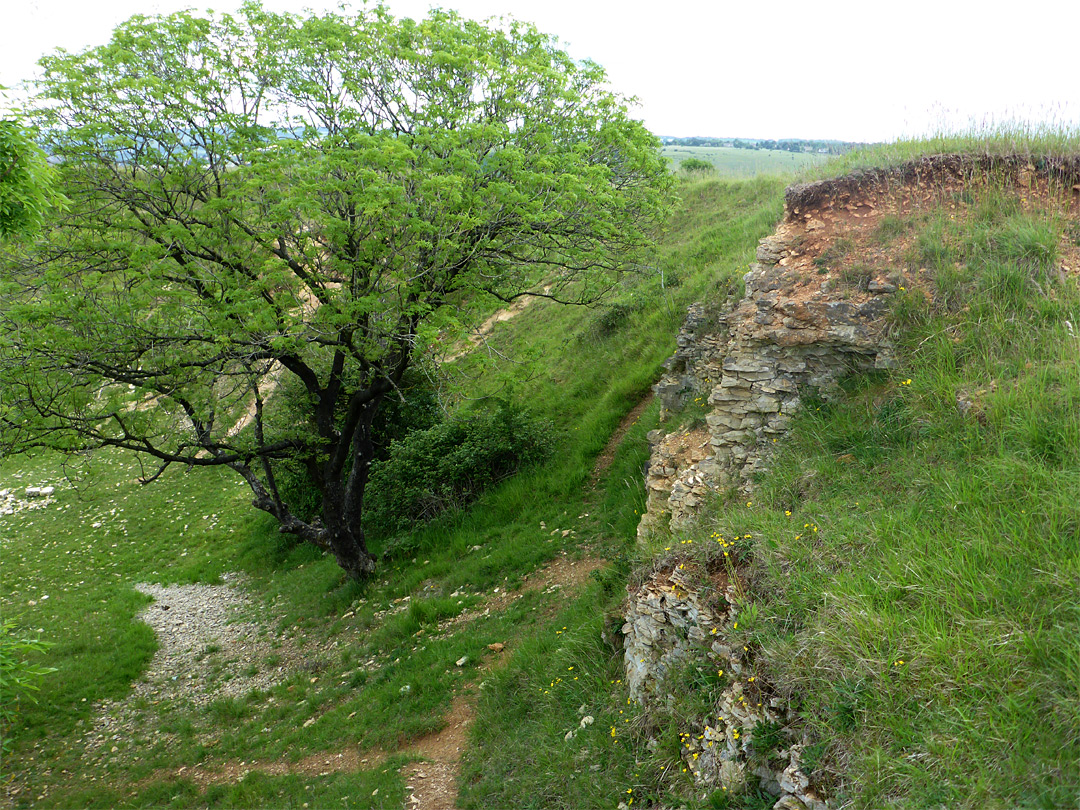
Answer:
[780,156,1080,293]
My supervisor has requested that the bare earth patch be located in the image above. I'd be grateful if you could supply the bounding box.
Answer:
[401,694,475,810]
[53,551,608,809]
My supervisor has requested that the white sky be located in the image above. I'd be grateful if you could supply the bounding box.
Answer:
[2,0,1078,143]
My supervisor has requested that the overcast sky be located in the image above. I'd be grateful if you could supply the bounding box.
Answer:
[3,0,1078,143]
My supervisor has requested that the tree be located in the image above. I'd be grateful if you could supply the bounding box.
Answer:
[0,3,673,580]
[0,115,63,242]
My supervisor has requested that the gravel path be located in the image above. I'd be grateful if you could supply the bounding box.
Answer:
[83,574,304,755]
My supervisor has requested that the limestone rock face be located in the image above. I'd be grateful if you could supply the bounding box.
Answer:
[637,426,718,540]
[639,219,896,542]
[622,564,726,702]
[1,485,58,516]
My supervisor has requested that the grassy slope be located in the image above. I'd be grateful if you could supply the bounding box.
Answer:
[744,185,1080,808]
[5,133,1075,810]
[0,176,786,808]
[627,152,1080,809]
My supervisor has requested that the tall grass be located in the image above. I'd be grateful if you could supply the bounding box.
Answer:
[705,186,1080,808]
[801,118,1080,182]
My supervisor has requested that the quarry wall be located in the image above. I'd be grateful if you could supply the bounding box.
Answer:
[638,226,898,541]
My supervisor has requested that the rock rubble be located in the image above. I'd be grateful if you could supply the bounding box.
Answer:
[622,565,826,810]
[0,485,58,517]
[83,575,312,757]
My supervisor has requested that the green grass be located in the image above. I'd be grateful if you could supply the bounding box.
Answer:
[0,174,786,807]
[6,140,1075,809]
[802,119,1080,182]
[663,145,828,178]
[670,185,1080,808]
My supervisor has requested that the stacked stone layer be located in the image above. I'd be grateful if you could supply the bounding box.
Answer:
[640,227,897,541]
[622,565,826,810]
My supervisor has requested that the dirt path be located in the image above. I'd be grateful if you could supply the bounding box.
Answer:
[398,550,605,809]
[400,693,475,810]
[142,746,387,789]
[591,392,654,484]
[38,551,606,809]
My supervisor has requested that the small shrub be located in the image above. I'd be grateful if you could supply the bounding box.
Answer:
[207,696,250,725]
[750,719,787,759]
[839,262,873,291]
[971,219,1058,276]
[590,301,637,337]
[930,263,971,313]
[363,400,554,538]
[813,237,854,271]
[973,191,1020,224]
[873,214,910,244]
[1065,219,1080,247]
[827,677,867,732]
[680,157,714,173]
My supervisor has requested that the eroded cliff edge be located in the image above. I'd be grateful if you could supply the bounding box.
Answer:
[621,155,1080,809]
[638,155,1080,540]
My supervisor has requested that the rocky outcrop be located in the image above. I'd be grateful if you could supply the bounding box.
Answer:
[637,426,718,538]
[622,563,729,702]
[640,220,899,541]
[627,174,909,807]
[626,156,1080,809]
[637,152,1080,537]
[622,564,827,810]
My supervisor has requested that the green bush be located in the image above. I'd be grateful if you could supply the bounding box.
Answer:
[680,157,714,172]
[363,401,554,539]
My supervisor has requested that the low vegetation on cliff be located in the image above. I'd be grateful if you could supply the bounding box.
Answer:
[625,138,1079,809]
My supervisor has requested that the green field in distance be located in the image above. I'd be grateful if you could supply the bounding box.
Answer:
[662,144,829,176]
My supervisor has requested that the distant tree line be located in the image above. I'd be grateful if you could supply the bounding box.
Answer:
[661,137,872,154]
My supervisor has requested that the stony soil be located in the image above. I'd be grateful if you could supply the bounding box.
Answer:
[81,575,317,760]
[6,549,607,810]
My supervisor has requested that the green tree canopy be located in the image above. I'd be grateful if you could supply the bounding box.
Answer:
[0,117,63,242]
[0,2,673,579]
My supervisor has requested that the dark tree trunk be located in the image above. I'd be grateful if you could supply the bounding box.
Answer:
[320,466,378,581]
[318,393,384,581]
[325,522,377,580]
[319,405,382,581]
